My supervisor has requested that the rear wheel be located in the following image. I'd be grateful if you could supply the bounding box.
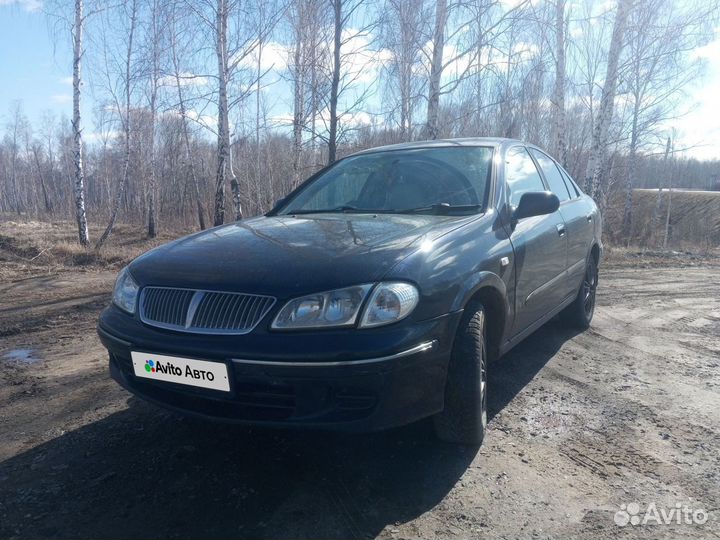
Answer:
[561,255,598,329]
[433,302,487,446]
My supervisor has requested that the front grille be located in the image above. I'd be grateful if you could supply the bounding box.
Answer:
[139,287,276,334]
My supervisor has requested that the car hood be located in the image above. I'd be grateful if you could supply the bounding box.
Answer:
[129,214,472,298]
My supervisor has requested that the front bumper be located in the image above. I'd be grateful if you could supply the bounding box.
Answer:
[98,306,461,431]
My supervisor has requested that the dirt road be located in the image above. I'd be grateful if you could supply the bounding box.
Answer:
[1,257,719,539]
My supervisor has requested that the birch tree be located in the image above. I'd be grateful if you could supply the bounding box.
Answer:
[326,0,374,164]
[144,0,165,238]
[214,0,235,225]
[72,0,90,245]
[380,0,428,139]
[551,0,567,165]
[169,3,207,230]
[425,0,447,139]
[327,0,344,163]
[424,0,512,138]
[583,0,632,201]
[199,0,283,224]
[95,0,139,250]
[650,135,671,243]
[289,0,308,186]
[5,102,26,215]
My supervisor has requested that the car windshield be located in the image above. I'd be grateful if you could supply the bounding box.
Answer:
[278,146,494,215]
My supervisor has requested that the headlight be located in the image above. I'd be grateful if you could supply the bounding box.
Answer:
[359,282,419,328]
[272,284,373,329]
[112,267,139,314]
[272,282,419,330]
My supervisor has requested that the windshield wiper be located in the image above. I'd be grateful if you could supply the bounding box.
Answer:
[398,203,483,215]
[288,205,383,215]
[287,203,483,216]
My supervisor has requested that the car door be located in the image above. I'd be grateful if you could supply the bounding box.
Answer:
[527,147,580,299]
[529,149,595,292]
[505,146,568,336]
[557,166,596,288]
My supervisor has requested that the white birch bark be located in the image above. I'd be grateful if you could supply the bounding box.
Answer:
[425,0,447,140]
[583,0,632,200]
[147,0,161,238]
[552,0,567,166]
[72,0,90,246]
[291,0,305,187]
[328,0,342,164]
[214,0,231,225]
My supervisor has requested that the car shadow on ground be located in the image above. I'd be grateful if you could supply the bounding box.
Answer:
[0,320,579,540]
[488,318,584,421]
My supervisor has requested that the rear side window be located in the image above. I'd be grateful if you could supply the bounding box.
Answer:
[505,146,546,206]
[559,167,582,197]
[528,148,571,202]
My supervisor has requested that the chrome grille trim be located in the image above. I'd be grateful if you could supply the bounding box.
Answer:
[139,286,276,335]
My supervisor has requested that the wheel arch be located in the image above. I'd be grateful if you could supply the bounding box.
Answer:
[452,272,510,363]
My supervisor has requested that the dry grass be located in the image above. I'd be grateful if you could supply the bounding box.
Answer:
[0,219,192,270]
[605,188,720,251]
[602,243,720,269]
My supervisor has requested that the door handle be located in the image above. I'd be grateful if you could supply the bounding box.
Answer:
[586,214,593,223]
[556,223,566,237]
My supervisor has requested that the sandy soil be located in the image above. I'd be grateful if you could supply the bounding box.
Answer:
[0,245,719,539]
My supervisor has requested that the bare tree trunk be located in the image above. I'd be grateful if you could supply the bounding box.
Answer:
[32,145,53,213]
[291,0,305,186]
[309,6,319,163]
[147,0,160,238]
[214,0,238,225]
[328,0,342,164]
[147,112,158,238]
[229,144,242,220]
[552,0,567,166]
[256,31,263,196]
[651,135,671,244]
[663,182,673,249]
[171,19,206,230]
[396,0,414,139]
[663,140,675,249]
[621,92,641,242]
[583,0,631,200]
[178,98,206,231]
[9,112,22,215]
[96,0,137,250]
[425,0,447,140]
[72,0,90,246]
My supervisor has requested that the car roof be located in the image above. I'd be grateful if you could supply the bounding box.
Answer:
[348,137,523,156]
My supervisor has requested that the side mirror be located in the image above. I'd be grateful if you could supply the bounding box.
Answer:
[512,191,560,222]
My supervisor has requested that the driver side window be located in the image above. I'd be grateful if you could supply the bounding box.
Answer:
[505,147,545,207]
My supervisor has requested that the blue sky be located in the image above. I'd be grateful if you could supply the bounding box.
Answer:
[1,0,718,160]
[0,2,76,121]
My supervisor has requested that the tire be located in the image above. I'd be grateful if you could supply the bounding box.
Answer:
[561,255,598,330]
[433,302,487,446]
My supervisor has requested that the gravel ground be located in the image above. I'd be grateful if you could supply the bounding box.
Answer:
[0,255,718,539]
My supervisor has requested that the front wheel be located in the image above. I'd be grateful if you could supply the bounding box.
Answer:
[561,255,598,330]
[433,302,487,446]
